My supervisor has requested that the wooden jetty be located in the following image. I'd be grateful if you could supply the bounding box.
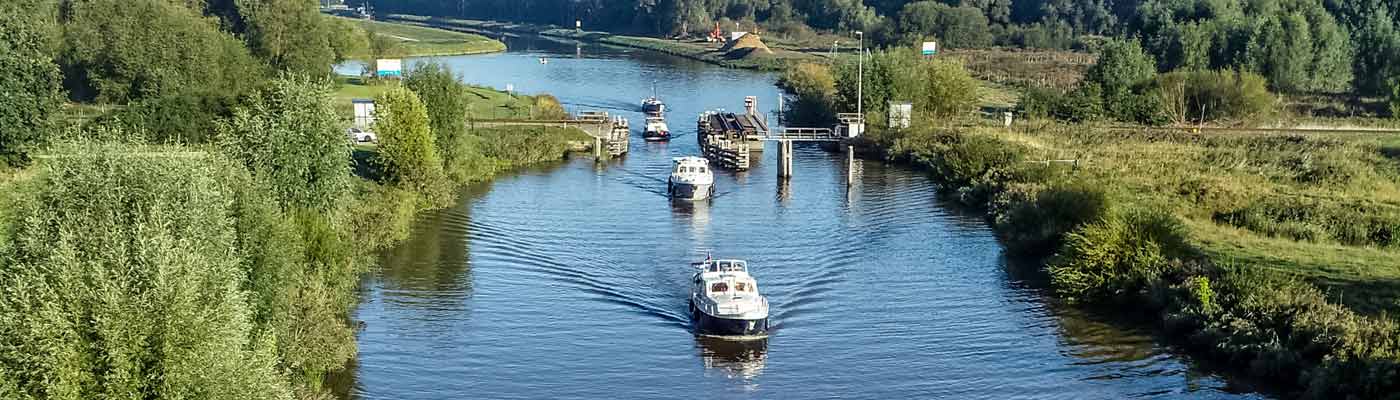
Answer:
[697,111,759,170]
[698,96,864,175]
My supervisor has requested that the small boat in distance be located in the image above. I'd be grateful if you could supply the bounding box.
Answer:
[643,115,670,141]
[641,81,665,114]
[690,258,769,339]
[668,156,714,200]
[641,97,664,115]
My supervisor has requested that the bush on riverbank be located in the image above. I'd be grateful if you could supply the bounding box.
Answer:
[373,86,449,204]
[865,121,1400,398]
[0,143,293,399]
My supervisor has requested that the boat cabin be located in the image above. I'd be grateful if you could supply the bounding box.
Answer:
[703,259,747,273]
[669,161,705,175]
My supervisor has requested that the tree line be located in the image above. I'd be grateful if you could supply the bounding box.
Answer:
[370,0,1400,97]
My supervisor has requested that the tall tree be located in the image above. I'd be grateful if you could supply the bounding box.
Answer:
[236,0,338,76]
[60,0,262,103]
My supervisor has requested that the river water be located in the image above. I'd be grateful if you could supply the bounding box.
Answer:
[331,36,1269,399]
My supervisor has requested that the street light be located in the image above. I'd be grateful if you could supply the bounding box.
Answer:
[855,31,863,121]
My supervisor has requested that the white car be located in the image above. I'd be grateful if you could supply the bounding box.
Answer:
[347,127,377,143]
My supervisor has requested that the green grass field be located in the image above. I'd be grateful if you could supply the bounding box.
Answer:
[959,123,1400,315]
[336,16,505,58]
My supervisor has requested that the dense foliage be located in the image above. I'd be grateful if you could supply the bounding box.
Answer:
[404,62,475,182]
[0,144,292,399]
[866,120,1400,398]
[781,49,980,126]
[1021,38,1274,125]
[219,75,353,212]
[59,0,263,103]
[0,6,63,166]
[372,86,447,200]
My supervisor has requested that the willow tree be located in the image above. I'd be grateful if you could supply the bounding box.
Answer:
[0,143,292,400]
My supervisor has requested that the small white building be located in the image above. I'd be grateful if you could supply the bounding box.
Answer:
[352,99,375,129]
[889,101,912,129]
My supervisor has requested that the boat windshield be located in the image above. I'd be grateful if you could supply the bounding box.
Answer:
[707,261,747,273]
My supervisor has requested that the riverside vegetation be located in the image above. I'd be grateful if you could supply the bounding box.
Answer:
[0,2,583,398]
[781,41,1400,398]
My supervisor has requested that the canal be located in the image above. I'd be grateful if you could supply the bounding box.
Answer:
[331,36,1269,399]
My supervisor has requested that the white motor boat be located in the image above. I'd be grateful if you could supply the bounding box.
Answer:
[689,258,769,338]
[643,116,671,141]
[668,156,714,200]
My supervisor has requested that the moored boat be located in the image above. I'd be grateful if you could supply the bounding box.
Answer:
[689,258,769,338]
[668,157,714,200]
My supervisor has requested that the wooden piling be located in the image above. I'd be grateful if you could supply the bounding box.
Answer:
[777,140,793,179]
[846,145,855,185]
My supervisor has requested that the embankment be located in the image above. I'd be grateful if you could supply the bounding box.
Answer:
[859,122,1400,398]
[333,16,506,58]
[378,14,825,70]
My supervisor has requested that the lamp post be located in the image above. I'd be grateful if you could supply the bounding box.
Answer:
[855,31,863,120]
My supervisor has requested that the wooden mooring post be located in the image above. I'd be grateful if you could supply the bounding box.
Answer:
[777,140,793,179]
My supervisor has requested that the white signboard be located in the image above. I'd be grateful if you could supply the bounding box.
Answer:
[731,31,748,42]
[375,59,402,77]
[921,41,938,56]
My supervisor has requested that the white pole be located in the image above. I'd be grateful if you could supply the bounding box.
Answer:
[856,31,863,120]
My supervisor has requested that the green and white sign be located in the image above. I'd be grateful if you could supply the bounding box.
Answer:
[921,41,938,56]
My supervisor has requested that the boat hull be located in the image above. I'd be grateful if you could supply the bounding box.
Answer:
[668,180,713,201]
[643,131,670,141]
[690,302,768,338]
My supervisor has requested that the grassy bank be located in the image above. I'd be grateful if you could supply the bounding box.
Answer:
[381,14,825,70]
[332,75,566,120]
[861,121,1400,397]
[334,16,505,58]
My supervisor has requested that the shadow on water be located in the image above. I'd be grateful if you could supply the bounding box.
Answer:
[696,336,769,383]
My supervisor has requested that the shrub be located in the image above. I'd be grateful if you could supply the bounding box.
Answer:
[219,75,353,213]
[372,86,448,201]
[0,143,291,399]
[404,62,473,183]
[995,181,1112,255]
[1214,196,1400,248]
[1058,83,1106,122]
[103,90,238,144]
[1085,38,1157,97]
[1154,69,1276,125]
[532,94,568,120]
[0,10,63,167]
[1019,86,1060,119]
[778,63,837,127]
[918,59,980,118]
[1050,208,1191,302]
